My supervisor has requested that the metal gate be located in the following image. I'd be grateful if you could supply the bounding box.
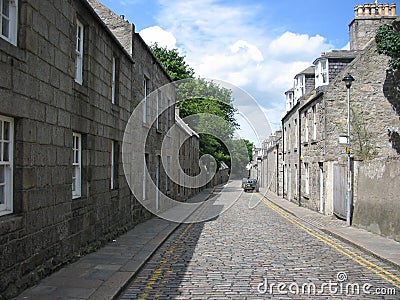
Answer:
[333,164,347,219]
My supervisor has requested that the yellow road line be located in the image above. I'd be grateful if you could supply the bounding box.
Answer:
[257,193,400,289]
[138,201,209,300]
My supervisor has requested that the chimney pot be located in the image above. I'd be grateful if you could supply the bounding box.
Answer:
[364,4,371,16]
[378,4,383,15]
[371,4,376,15]
[357,5,364,16]
[384,4,390,15]
[390,3,396,16]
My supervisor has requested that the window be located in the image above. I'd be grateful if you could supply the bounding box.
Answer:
[304,110,309,143]
[294,164,298,197]
[142,153,149,200]
[72,133,81,199]
[287,124,291,151]
[284,127,287,152]
[312,106,317,140]
[286,91,294,111]
[0,0,17,45]
[111,57,117,104]
[294,74,305,100]
[110,140,118,190]
[143,77,149,123]
[315,59,328,87]
[75,19,84,84]
[0,116,13,215]
[304,162,310,194]
[166,156,171,192]
[294,118,298,149]
[166,99,172,130]
[156,91,162,130]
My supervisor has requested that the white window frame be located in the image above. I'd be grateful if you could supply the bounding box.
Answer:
[110,140,116,190]
[0,0,18,45]
[283,127,286,152]
[156,91,161,130]
[0,116,13,215]
[166,155,171,192]
[294,118,298,149]
[294,164,298,197]
[304,110,309,143]
[312,105,317,140]
[75,19,84,84]
[142,154,149,200]
[111,56,116,104]
[294,74,305,100]
[315,59,329,87]
[72,133,82,199]
[304,162,310,195]
[143,77,149,123]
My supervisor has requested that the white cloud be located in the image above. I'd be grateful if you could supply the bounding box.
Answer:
[147,0,337,142]
[139,26,177,49]
[268,32,333,61]
[230,40,264,63]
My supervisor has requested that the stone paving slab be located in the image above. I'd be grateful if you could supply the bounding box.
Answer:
[259,187,400,268]
[15,187,218,300]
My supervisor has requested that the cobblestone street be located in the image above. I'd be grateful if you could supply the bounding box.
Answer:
[119,181,400,299]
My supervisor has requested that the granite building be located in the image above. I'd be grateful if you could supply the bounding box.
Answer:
[280,2,398,218]
[0,0,200,297]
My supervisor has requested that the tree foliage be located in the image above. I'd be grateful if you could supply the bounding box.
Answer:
[150,43,248,172]
[376,23,400,70]
[150,43,194,81]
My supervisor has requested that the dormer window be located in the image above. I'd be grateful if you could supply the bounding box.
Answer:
[315,59,329,87]
[285,90,294,111]
[294,74,305,100]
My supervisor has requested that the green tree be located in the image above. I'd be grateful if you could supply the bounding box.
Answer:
[376,22,400,70]
[150,43,194,80]
[150,43,245,171]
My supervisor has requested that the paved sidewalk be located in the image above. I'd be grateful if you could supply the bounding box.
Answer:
[259,187,400,268]
[15,187,217,300]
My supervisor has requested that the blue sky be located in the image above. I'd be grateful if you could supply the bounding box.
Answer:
[98,0,398,144]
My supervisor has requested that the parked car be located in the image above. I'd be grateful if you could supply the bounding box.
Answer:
[242,178,248,189]
[243,179,259,192]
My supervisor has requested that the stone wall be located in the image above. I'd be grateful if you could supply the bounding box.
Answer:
[299,93,325,212]
[324,39,400,162]
[353,158,400,242]
[282,105,299,203]
[0,0,199,298]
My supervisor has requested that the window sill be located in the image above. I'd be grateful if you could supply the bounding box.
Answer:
[111,103,120,112]
[0,213,24,232]
[0,209,16,218]
[303,142,309,146]
[311,140,318,145]
[303,193,310,199]
[74,82,88,96]
[0,37,25,62]
[110,189,119,199]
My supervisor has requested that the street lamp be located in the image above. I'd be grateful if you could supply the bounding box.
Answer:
[342,73,355,226]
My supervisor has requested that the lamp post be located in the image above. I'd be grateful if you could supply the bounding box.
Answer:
[342,73,355,226]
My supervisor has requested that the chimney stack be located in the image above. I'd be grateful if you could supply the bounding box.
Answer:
[350,3,397,50]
